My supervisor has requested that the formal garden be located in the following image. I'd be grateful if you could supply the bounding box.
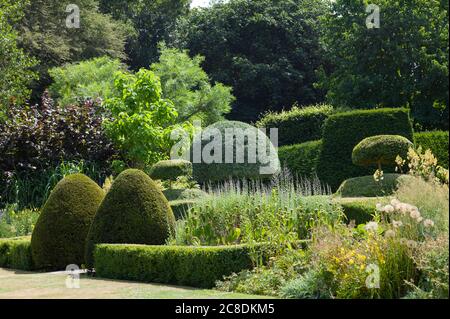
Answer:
[0,0,448,299]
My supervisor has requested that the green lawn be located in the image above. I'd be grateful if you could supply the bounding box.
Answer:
[0,268,272,299]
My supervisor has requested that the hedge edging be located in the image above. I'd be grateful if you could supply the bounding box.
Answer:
[94,243,273,288]
[0,237,34,271]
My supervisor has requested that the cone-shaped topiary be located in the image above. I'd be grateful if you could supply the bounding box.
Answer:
[31,174,105,270]
[85,169,176,268]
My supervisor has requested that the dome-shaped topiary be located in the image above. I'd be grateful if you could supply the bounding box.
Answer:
[149,159,193,181]
[352,135,413,169]
[85,169,176,267]
[191,121,280,183]
[31,174,105,270]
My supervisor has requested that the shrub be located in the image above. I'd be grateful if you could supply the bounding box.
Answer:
[334,198,382,225]
[191,121,280,183]
[85,169,176,267]
[94,244,265,288]
[317,108,414,190]
[414,131,449,168]
[149,159,193,181]
[48,57,124,106]
[0,205,40,238]
[0,237,33,271]
[163,188,207,202]
[336,174,413,198]
[0,93,117,208]
[169,200,196,220]
[256,104,333,146]
[352,135,413,169]
[30,174,104,270]
[278,140,322,178]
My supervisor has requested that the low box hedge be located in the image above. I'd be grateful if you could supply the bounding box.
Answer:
[0,237,34,270]
[94,243,271,288]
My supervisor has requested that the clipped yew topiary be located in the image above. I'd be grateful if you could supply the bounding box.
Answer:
[30,174,105,270]
[149,159,193,181]
[352,135,413,170]
[191,121,280,183]
[85,169,176,267]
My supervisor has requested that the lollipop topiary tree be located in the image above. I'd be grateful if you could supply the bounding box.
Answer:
[352,135,413,171]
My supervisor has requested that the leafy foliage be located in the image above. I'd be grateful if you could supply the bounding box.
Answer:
[317,108,414,190]
[48,57,125,106]
[85,169,176,267]
[18,0,129,101]
[414,131,449,168]
[151,45,234,125]
[30,174,105,270]
[103,69,190,167]
[0,0,37,109]
[172,0,329,122]
[256,104,333,146]
[0,205,40,238]
[0,237,34,271]
[98,0,190,69]
[318,0,449,130]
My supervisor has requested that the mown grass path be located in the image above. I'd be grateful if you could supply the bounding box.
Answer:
[0,268,271,299]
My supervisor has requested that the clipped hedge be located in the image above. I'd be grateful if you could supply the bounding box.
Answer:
[352,135,413,167]
[85,169,176,268]
[169,199,196,219]
[94,244,269,288]
[163,188,207,202]
[317,108,414,191]
[278,140,322,177]
[334,198,384,225]
[192,121,280,183]
[0,237,34,271]
[149,159,193,181]
[336,174,413,198]
[256,104,333,146]
[414,131,449,168]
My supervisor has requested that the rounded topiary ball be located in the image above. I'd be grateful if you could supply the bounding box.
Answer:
[191,121,280,183]
[149,159,193,181]
[85,169,176,267]
[31,174,105,270]
[352,135,413,168]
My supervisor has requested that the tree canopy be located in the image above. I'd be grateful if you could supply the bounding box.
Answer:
[151,44,234,125]
[171,0,329,122]
[318,0,449,130]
